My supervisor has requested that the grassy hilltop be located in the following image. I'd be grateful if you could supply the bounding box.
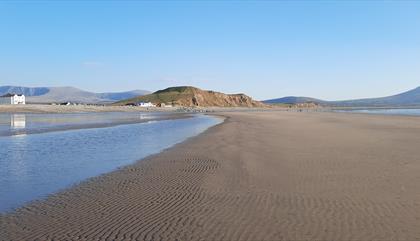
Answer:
[115,86,265,107]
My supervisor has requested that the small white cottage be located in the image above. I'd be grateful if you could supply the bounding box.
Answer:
[0,93,26,105]
[138,102,155,107]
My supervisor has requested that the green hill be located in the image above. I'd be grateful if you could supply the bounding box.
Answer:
[115,86,265,107]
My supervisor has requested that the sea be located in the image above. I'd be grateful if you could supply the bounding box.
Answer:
[335,108,420,116]
[0,112,222,213]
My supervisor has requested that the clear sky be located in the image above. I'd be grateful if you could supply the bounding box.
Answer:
[1,1,420,100]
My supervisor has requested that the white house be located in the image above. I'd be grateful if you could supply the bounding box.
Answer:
[138,102,155,107]
[0,93,26,105]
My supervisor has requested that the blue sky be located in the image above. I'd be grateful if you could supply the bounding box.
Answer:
[0,1,419,100]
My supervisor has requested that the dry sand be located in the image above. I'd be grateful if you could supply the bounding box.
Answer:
[1,111,420,240]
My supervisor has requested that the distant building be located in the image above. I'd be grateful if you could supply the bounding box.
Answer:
[139,102,155,107]
[0,93,26,105]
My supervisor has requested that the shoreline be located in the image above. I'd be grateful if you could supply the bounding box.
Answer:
[0,114,224,214]
[2,111,420,240]
[0,103,316,114]
[0,112,192,137]
[2,114,226,213]
[0,104,180,114]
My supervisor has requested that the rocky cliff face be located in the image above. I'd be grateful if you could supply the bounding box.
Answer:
[174,88,264,107]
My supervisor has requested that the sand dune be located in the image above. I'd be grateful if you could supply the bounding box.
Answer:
[1,112,420,240]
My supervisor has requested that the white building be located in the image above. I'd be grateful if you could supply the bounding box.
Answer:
[138,102,155,107]
[0,93,26,105]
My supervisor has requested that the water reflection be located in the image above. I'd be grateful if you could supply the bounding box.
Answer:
[9,134,29,179]
[0,115,222,213]
[0,112,175,137]
[11,114,26,128]
[336,108,420,116]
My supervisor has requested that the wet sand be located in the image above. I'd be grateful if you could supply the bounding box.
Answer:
[1,111,420,240]
[0,104,275,114]
[0,104,175,114]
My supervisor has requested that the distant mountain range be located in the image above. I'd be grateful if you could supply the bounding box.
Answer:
[264,96,325,105]
[4,84,419,107]
[115,86,265,107]
[264,86,420,107]
[0,86,150,104]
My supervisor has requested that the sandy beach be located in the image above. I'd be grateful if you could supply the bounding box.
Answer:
[1,111,420,240]
[0,104,283,116]
[0,104,176,114]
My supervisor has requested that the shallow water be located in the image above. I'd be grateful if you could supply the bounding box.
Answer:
[0,113,222,213]
[0,112,173,136]
[336,108,420,116]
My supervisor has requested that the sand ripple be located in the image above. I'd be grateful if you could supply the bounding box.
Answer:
[1,112,420,240]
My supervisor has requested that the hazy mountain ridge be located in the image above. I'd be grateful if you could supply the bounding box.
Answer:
[0,86,50,96]
[264,96,326,105]
[330,87,420,106]
[264,86,420,107]
[116,86,265,107]
[0,86,150,104]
